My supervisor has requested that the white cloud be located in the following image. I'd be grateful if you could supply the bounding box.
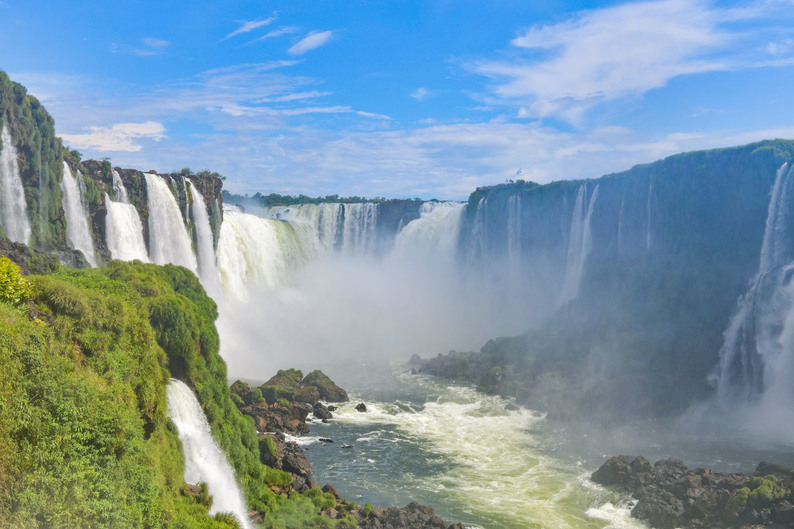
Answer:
[472,0,732,121]
[288,31,333,56]
[411,88,430,101]
[61,122,165,152]
[766,38,794,55]
[248,26,299,44]
[225,16,276,39]
[112,37,171,57]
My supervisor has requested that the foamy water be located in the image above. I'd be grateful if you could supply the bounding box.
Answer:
[306,372,647,529]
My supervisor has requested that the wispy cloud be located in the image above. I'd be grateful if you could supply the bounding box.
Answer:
[248,26,299,44]
[411,88,431,101]
[225,16,277,39]
[61,122,166,152]
[469,0,792,123]
[112,37,170,57]
[288,31,334,56]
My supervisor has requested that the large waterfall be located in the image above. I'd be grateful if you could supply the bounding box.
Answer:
[0,125,31,244]
[60,162,97,266]
[391,202,465,263]
[166,379,253,529]
[558,183,599,308]
[145,173,198,272]
[714,163,794,409]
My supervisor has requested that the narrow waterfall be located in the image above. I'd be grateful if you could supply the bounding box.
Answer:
[0,124,31,243]
[506,195,522,272]
[60,162,97,266]
[216,208,319,300]
[391,202,465,263]
[714,163,794,405]
[187,181,220,295]
[166,379,252,529]
[145,173,198,273]
[106,173,149,262]
[340,203,378,255]
[470,197,488,261]
[558,183,599,308]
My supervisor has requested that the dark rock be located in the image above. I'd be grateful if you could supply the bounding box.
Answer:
[505,402,520,411]
[301,369,349,402]
[632,488,685,529]
[341,444,353,449]
[294,385,320,404]
[327,405,338,412]
[356,403,367,412]
[323,483,343,501]
[319,438,333,443]
[241,401,309,435]
[313,402,333,420]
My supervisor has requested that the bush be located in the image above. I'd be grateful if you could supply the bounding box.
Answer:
[0,255,32,304]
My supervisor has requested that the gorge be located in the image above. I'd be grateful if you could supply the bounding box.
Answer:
[2,68,794,529]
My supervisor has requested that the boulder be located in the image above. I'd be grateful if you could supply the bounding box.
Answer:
[356,403,367,412]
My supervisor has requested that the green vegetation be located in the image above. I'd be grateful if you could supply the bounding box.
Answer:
[222,190,422,207]
[0,259,357,528]
[0,70,67,248]
[0,256,32,304]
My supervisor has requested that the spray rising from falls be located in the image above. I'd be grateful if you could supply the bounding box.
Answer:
[0,125,31,244]
[391,202,465,263]
[60,162,97,266]
[558,184,599,308]
[188,181,220,296]
[714,163,794,412]
[166,379,252,529]
[105,172,149,262]
[145,173,198,273]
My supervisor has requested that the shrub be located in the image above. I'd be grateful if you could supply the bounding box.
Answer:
[0,255,32,304]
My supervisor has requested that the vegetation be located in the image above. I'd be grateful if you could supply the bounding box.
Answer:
[222,190,424,207]
[0,259,358,528]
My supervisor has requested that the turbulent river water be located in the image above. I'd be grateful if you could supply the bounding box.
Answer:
[276,367,645,529]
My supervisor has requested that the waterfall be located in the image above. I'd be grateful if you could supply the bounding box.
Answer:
[112,169,130,203]
[166,379,252,529]
[714,163,794,405]
[507,195,522,272]
[60,162,97,266]
[0,124,31,243]
[106,193,150,262]
[340,203,378,255]
[470,197,488,261]
[187,181,221,296]
[216,208,319,300]
[145,173,198,273]
[391,202,465,263]
[264,203,343,251]
[558,183,599,308]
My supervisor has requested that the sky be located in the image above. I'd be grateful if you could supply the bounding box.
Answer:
[1,0,794,200]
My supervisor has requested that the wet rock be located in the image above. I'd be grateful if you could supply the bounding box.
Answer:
[241,401,309,435]
[356,403,367,412]
[313,402,333,420]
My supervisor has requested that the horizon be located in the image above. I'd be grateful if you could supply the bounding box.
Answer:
[2,0,794,200]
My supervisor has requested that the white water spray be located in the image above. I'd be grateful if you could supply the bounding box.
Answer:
[60,162,97,266]
[559,184,599,308]
[391,202,465,263]
[145,173,198,272]
[0,125,31,243]
[507,195,522,272]
[105,173,150,263]
[166,379,252,529]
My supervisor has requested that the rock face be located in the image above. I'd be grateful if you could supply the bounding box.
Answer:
[240,400,310,435]
[357,502,448,529]
[259,433,318,492]
[592,456,794,529]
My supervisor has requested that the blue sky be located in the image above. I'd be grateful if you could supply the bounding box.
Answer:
[2,0,794,199]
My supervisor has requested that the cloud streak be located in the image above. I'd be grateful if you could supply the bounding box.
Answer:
[288,31,334,55]
[225,16,277,39]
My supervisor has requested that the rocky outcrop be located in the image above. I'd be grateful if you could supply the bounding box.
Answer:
[240,400,310,435]
[592,455,794,529]
[259,433,318,492]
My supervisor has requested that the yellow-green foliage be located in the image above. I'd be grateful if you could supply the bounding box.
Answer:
[748,475,788,508]
[0,256,32,304]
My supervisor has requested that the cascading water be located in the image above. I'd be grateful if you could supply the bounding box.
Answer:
[714,163,794,409]
[0,124,31,243]
[558,184,599,308]
[340,203,378,255]
[390,202,465,263]
[187,181,221,296]
[60,162,97,266]
[105,173,149,262]
[166,379,253,529]
[216,208,319,300]
[145,173,198,273]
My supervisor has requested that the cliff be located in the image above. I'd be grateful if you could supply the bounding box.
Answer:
[425,140,794,421]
